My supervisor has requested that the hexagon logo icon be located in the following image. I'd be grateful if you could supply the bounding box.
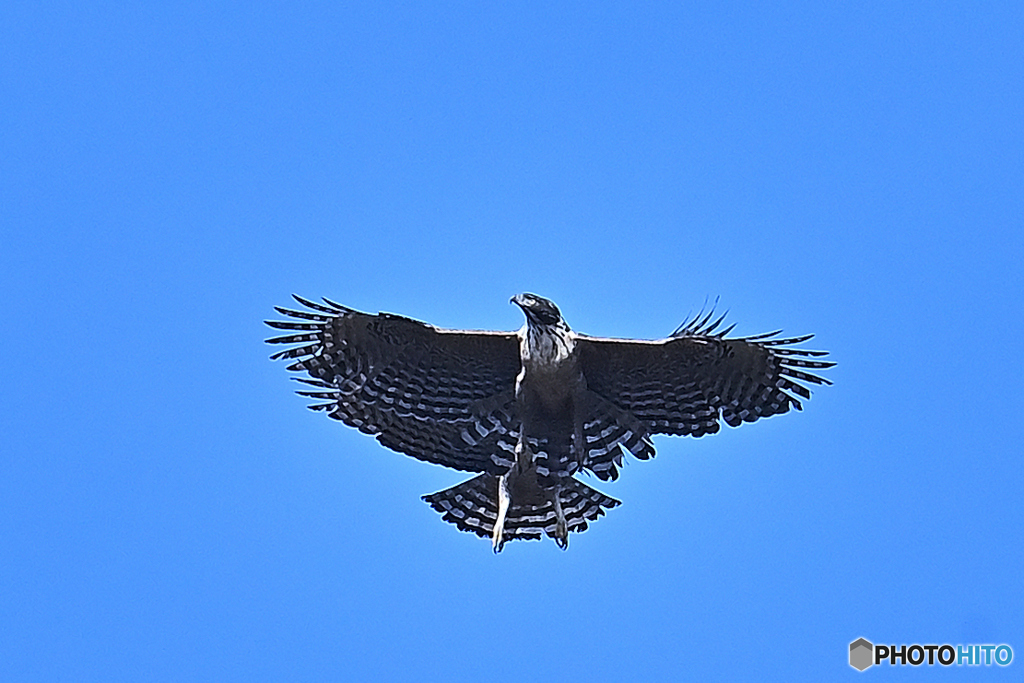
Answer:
[850,638,874,671]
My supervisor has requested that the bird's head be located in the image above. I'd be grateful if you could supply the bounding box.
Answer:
[511,293,563,326]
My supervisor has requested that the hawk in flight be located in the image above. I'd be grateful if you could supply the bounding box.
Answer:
[266,294,833,551]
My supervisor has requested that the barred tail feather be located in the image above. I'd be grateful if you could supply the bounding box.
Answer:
[422,474,620,544]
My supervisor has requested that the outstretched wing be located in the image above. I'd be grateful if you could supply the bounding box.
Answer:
[578,309,833,457]
[265,296,521,474]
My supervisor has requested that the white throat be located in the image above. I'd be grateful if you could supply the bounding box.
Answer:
[520,321,575,368]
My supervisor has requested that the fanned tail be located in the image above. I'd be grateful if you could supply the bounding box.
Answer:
[422,474,620,544]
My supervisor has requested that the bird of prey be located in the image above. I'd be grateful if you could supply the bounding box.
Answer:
[265,294,832,552]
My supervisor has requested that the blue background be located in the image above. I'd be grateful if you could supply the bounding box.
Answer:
[3,2,1021,680]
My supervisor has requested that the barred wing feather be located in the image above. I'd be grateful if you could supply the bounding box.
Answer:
[266,296,520,474]
[578,311,834,441]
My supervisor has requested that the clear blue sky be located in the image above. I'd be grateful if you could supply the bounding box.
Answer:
[3,2,1022,680]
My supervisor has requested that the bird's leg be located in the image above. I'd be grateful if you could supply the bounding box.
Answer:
[551,483,568,550]
[492,473,511,553]
[572,405,586,476]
